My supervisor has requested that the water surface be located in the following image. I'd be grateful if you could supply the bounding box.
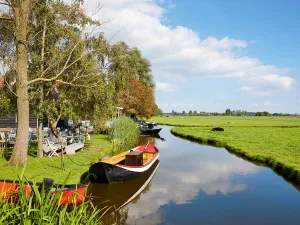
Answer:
[89,126,300,225]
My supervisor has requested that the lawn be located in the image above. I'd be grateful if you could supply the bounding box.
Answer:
[0,134,112,184]
[153,116,300,127]
[171,126,300,184]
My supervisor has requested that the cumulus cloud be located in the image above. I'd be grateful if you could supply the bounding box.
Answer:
[156,82,177,92]
[84,0,296,92]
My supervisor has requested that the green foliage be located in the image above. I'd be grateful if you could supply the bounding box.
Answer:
[0,173,105,225]
[109,42,154,91]
[108,116,139,153]
[171,126,300,185]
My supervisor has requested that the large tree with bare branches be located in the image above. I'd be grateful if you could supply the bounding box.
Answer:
[0,0,113,163]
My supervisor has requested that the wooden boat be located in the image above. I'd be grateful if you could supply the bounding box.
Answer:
[89,143,160,183]
[139,128,162,135]
[0,178,86,205]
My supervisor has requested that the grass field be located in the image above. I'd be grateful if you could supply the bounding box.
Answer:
[153,116,300,127]
[171,126,300,185]
[0,134,112,184]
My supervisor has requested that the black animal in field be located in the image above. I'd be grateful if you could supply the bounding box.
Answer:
[211,127,224,131]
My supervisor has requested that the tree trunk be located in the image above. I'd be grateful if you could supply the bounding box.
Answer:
[8,0,31,166]
[37,119,43,158]
[37,11,47,158]
[46,112,60,138]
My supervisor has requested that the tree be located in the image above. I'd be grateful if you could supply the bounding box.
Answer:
[0,0,114,162]
[225,108,232,116]
[182,111,186,115]
[0,0,32,165]
[193,110,197,115]
[117,80,156,119]
[27,1,113,156]
[109,42,154,92]
[188,110,193,115]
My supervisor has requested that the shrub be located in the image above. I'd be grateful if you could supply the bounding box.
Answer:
[108,116,139,153]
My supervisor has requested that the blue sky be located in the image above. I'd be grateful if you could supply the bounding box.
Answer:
[88,0,300,113]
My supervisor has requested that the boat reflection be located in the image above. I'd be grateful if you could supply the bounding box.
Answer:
[139,133,165,146]
[87,160,160,219]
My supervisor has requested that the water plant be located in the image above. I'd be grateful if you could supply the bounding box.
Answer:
[108,116,139,153]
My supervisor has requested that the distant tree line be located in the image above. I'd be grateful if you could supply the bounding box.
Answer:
[169,109,298,117]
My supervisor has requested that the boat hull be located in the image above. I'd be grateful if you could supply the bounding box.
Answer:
[89,153,160,183]
[140,128,162,135]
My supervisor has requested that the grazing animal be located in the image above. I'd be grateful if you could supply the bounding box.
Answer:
[211,127,224,131]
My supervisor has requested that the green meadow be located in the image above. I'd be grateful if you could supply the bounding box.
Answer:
[153,115,300,127]
[171,125,300,185]
[0,134,112,184]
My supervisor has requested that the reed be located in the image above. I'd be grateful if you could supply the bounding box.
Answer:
[0,171,108,225]
[108,116,139,153]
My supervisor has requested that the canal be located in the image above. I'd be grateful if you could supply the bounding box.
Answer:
[89,125,300,225]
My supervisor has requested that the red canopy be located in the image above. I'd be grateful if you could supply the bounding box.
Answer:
[136,144,158,153]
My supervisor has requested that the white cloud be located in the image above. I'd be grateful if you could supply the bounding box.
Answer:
[202,37,248,50]
[156,82,177,92]
[239,86,273,96]
[84,0,296,92]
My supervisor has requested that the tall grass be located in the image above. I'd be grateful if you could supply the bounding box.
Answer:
[0,172,108,225]
[108,116,139,153]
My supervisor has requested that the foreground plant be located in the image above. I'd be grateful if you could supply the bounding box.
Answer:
[0,172,108,225]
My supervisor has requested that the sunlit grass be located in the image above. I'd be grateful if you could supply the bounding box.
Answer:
[153,116,300,127]
[0,134,112,184]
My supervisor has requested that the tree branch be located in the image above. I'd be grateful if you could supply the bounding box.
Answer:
[0,16,11,21]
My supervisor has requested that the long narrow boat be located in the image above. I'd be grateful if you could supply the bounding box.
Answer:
[0,178,86,205]
[139,128,162,135]
[89,143,160,183]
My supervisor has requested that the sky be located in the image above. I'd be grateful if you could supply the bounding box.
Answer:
[84,0,300,113]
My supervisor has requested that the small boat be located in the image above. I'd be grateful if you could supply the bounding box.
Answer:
[89,143,160,183]
[139,128,162,135]
[0,178,86,205]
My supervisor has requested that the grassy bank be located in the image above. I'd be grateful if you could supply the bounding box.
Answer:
[171,127,300,184]
[153,116,300,127]
[0,134,112,184]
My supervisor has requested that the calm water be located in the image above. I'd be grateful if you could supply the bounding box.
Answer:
[88,126,300,225]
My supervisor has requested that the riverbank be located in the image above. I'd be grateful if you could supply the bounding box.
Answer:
[153,116,300,127]
[171,127,300,185]
[0,134,112,184]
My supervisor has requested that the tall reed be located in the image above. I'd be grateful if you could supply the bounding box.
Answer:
[108,116,139,153]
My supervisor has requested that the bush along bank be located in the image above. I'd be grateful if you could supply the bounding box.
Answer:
[171,127,300,186]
